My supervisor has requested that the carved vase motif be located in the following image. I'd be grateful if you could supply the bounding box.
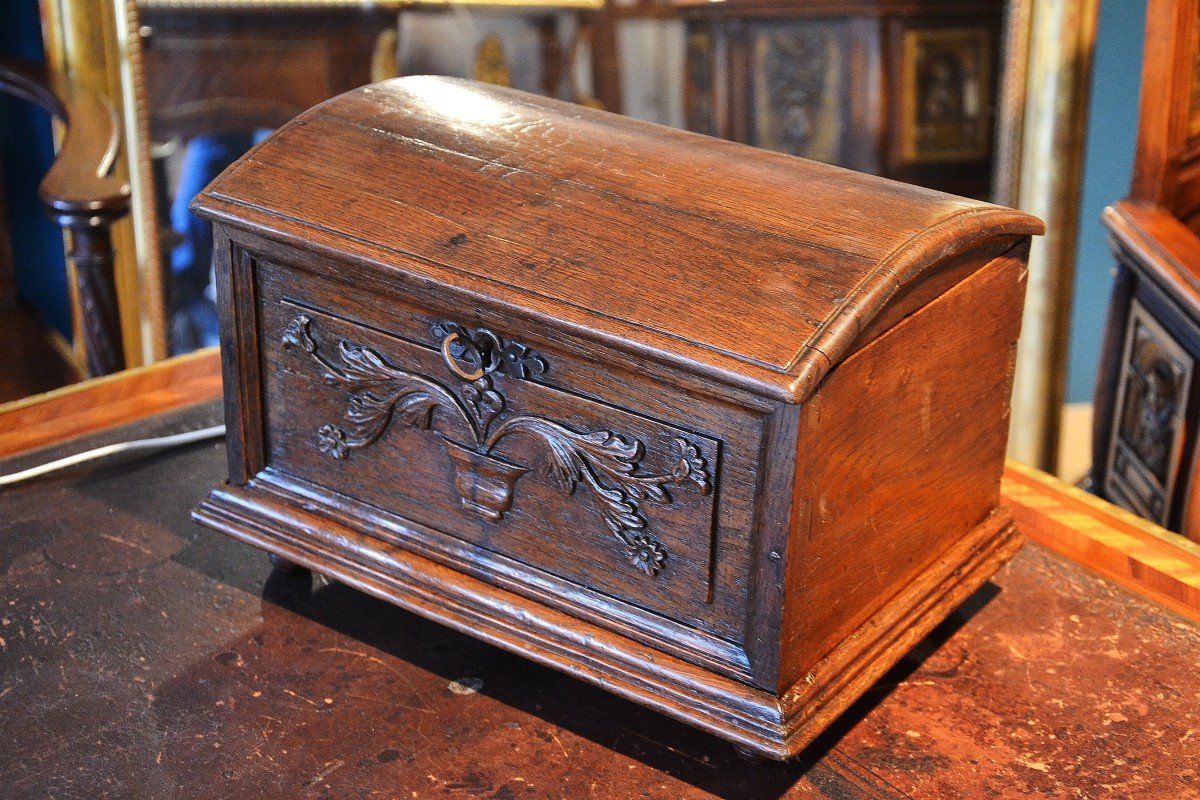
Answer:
[444,439,529,521]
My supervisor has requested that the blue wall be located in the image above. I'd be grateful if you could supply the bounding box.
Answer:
[0,0,72,339]
[1066,0,1148,402]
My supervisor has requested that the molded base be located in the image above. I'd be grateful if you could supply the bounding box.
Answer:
[193,484,1020,760]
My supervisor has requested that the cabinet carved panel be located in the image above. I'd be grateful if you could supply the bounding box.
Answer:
[751,25,843,163]
[1104,301,1195,525]
[255,275,726,626]
[280,313,712,576]
[684,27,718,137]
[681,2,1004,199]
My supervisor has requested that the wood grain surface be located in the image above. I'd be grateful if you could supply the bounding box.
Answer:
[0,348,220,458]
[188,77,1043,756]
[1006,459,1200,624]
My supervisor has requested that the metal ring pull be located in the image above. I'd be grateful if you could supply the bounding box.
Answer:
[441,332,486,381]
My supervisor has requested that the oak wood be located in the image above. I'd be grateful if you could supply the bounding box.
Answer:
[190,77,1040,759]
[1128,0,1199,209]
[588,0,623,112]
[785,245,1027,690]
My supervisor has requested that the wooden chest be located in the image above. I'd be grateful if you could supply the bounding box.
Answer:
[191,76,1043,759]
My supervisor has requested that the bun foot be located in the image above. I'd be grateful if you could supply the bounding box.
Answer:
[268,552,309,574]
[734,745,771,764]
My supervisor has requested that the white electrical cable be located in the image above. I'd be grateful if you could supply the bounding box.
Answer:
[0,424,226,488]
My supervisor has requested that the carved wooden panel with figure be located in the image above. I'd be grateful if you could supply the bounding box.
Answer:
[1104,301,1194,524]
[191,77,1043,759]
[1092,0,1200,541]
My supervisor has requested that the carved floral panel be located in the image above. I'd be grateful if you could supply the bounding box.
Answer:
[279,313,714,577]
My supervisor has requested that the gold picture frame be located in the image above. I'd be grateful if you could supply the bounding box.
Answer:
[899,26,993,165]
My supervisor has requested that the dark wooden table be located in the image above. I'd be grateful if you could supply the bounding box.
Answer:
[2,400,1199,799]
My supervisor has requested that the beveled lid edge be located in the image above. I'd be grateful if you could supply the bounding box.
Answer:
[786,205,1044,403]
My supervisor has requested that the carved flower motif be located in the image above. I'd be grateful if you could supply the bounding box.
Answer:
[671,438,712,495]
[462,377,504,430]
[626,535,667,576]
[281,315,316,353]
[499,341,547,379]
[291,315,707,579]
[317,424,349,459]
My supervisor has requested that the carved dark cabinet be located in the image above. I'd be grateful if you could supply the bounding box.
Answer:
[192,77,1042,758]
[679,0,1005,200]
[138,5,397,140]
[1092,0,1200,538]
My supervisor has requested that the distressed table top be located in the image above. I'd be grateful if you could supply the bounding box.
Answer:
[1,401,1198,799]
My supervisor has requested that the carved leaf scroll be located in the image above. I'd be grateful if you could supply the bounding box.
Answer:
[281,314,712,576]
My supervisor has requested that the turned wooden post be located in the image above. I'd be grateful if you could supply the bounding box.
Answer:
[0,64,131,376]
[59,216,125,376]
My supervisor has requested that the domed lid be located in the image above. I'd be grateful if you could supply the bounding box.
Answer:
[194,76,1043,403]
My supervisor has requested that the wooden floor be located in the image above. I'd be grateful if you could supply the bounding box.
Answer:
[0,304,79,403]
[1,402,1199,799]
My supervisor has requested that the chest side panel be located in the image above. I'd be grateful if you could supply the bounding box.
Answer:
[781,243,1028,689]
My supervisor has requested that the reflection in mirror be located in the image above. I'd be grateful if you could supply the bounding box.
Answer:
[156,129,271,354]
[0,58,87,404]
[0,42,131,401]
[18,0,1076,453]
[677,3,1005,200]
[133,1,615,357]
[119,0,1029,364]
[134,5,401,355]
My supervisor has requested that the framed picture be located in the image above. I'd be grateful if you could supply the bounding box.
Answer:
[899,26,993,164]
